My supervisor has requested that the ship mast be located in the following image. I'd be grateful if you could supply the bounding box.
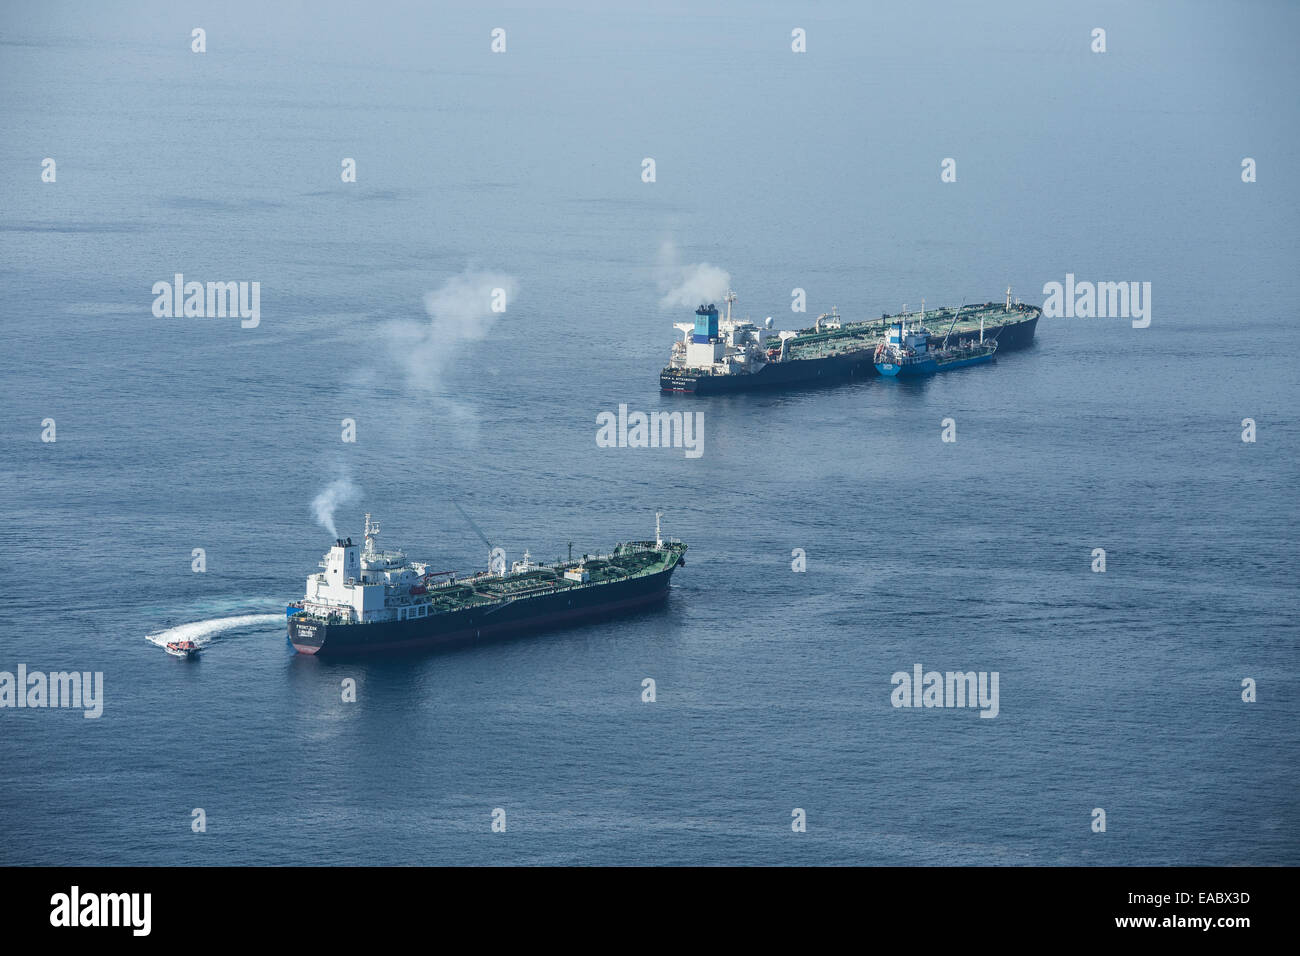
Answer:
[655,511,663,549]
[1005,285,1011,312]
[940,303,966,350]
[724,290,736,323]
[363,513,379,554]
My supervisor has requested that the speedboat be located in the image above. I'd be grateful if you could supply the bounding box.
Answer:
[165,640,200,659]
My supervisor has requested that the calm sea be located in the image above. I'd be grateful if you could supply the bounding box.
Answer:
[1,1,1296,865]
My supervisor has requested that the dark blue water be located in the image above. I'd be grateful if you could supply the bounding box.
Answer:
[2,1,1297,865]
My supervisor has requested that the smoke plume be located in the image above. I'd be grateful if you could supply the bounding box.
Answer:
[380,270,519,394]
[656,241,730,309]
[312,478,360,539]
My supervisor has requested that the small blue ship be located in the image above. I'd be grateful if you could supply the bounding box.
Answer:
[873,302,998,378]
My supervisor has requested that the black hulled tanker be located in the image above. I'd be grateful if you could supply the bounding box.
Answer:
[286,514,685,656]
[660,290,1040,394]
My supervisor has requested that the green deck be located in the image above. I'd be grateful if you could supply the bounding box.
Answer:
[783,302,1039,361]
[299,541,687,624]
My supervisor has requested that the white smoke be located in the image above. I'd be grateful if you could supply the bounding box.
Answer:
[312,478,360,539]
[380,270,520,394]
[656,241,731,310]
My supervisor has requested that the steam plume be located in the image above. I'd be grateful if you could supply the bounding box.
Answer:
[382,270,519,394]
[312,478,360,539]
[656,241,731,309]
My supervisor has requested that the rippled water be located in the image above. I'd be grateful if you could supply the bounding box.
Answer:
[1,1,1296,865]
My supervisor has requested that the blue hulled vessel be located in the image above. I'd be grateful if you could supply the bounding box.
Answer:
[873,304,998,378]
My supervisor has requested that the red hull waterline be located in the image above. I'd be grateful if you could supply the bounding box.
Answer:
[291,586,671,655]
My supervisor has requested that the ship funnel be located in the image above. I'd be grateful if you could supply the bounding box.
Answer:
[693,304,719,343]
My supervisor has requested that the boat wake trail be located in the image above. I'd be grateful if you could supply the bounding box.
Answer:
[145,614,283,649]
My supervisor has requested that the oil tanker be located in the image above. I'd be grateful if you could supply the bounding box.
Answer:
[286,514,685,656]
[660,289,1039,394]
[873,315,998,377]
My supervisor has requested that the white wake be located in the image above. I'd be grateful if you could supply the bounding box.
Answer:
[145,613,283,648]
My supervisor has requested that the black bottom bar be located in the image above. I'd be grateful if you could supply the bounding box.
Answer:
[1,865,1280,942]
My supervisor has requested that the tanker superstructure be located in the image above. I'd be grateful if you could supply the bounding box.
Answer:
[286,514,685,656]
[660,289,1039,394]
